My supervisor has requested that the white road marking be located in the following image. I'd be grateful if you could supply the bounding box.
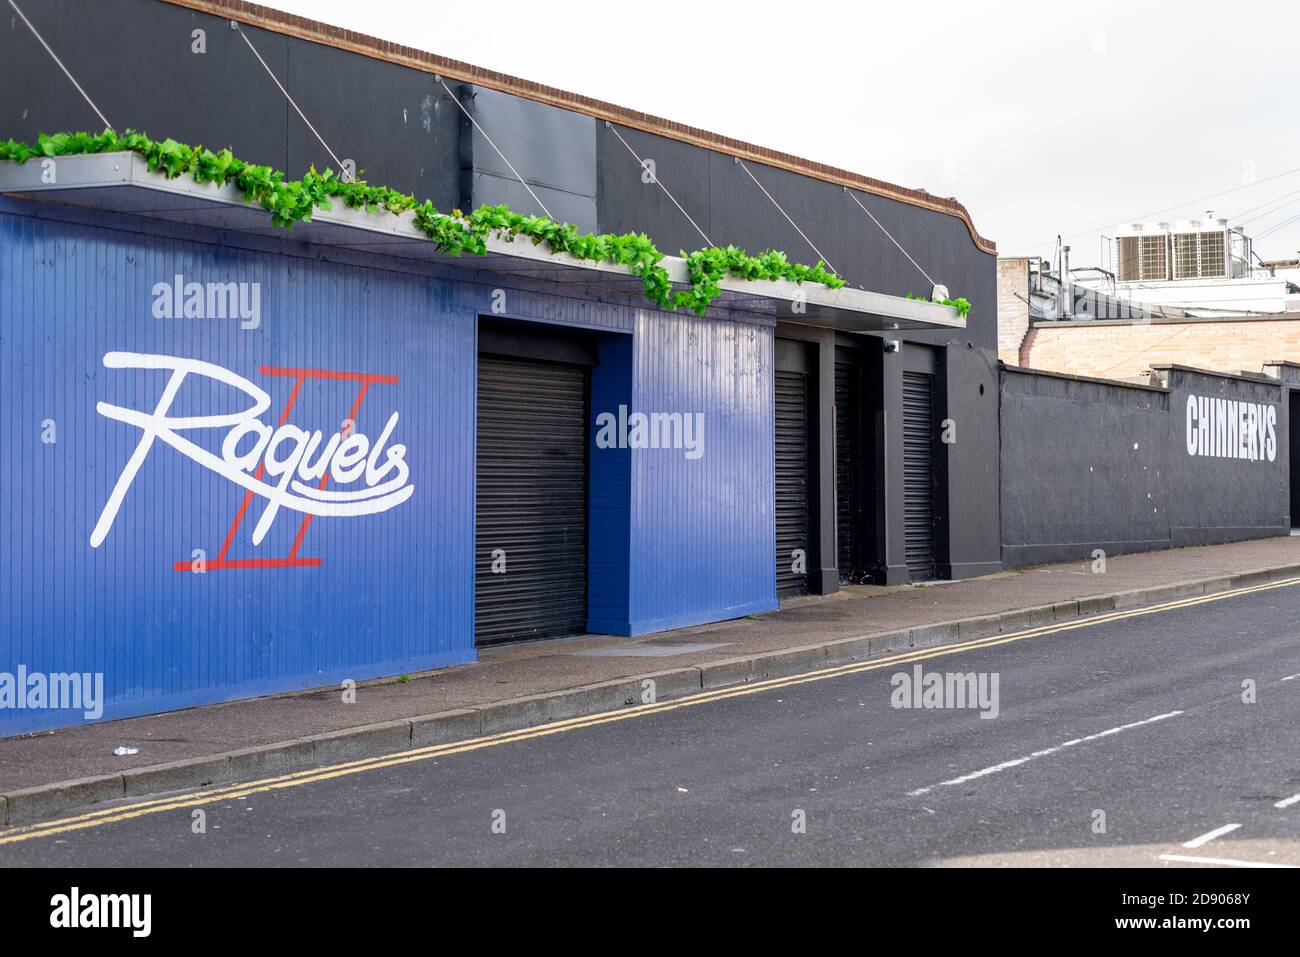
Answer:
[1182,823,1241,848]
[1274,793,1300,809]
[906,710,1184,797]
[1159,854,1295,869]
[1281,673,1300,682]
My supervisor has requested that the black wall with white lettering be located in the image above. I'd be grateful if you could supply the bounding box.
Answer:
[1153,365,1289,545]
[1000,365,1291,568]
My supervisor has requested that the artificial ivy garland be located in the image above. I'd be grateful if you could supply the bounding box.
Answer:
[0,130,879,317]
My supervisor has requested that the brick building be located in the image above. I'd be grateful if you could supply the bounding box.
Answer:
[998,256,1300,379]
[1016,313,1300,380]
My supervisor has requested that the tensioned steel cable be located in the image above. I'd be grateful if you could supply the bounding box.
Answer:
[1240,195,1300,233]
[8,0,114,131]
[735,158,839,276]
[437,76,554,220]
[1009,163,1300,255]
[844,186,937,288]
[1230,187,1300,225]
[1255,209,1300,240]
[605,121,712,248]
[233,22,346,173]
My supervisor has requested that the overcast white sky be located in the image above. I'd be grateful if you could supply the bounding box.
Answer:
[261,0,1300,263]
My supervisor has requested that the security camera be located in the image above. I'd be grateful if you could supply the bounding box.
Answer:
[883,339,901,353]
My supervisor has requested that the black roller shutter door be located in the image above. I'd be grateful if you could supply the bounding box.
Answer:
[775,369,810,597]
[902,371,936,582]
[475,355,588,644]
[835,359,863,584]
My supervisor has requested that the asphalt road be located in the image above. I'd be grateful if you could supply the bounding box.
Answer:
[4,580,1300,867]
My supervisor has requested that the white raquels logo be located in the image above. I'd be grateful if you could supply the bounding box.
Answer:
[90,353,413,549]
[1185,394,1276,462]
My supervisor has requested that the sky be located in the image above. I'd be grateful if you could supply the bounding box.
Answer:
[259,0,1300,264]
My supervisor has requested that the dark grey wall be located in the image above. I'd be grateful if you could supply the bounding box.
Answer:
[465,87,598,231]
[1155,366,1290,545]
[594,123,997,353]
[941,344,1002,578]
[1000,365,1290,568]
[0,0,461,209]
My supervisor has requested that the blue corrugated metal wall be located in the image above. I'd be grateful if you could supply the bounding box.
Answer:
[0,198,778,735]
[627,311,778,634]
[0,204,477,735]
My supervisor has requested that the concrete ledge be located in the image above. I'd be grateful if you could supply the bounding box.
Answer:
[410,709,482,748]
[5,773,125,826]
[581,667,701,711]
[751,645,829,680]
[122,755,232,798]
[979,605,1048,639]
[1000,603,1064,631]
[6,560,1299,829]
[641,667,705,702]
[478,690,588,735]
[310,719,413,764]
[822,631,907,666]
[226,738,318,780]
[910,622,960,647]
[1053,600,1081,620]
[581,678,644,713]
[1111,587,1156,610]
[1078,594,1118,615]
[1231,569,1274,589]
[699,657,759,689]
[1158,581,1208,601]
[955,614,1001,639]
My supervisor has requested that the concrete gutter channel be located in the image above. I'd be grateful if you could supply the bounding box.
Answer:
[4,561,1299,828]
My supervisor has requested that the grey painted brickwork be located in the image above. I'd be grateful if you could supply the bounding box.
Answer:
[1001,365,1291,567]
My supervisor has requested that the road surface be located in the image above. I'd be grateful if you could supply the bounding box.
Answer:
[3,578,1300,867]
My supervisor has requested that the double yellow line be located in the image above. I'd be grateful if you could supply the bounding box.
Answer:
[4,574,1298,846]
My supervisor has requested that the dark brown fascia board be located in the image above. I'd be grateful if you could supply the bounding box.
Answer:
[159,0,996,255]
